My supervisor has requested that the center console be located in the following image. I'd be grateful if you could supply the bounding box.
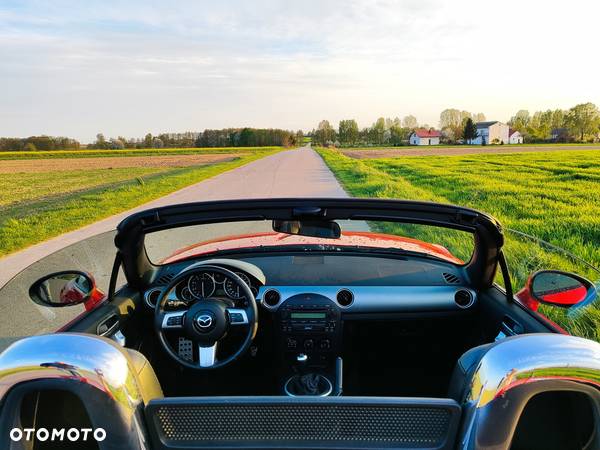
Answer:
[274,293,343,396]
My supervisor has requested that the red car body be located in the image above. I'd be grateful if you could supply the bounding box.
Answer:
[161,231,464,265]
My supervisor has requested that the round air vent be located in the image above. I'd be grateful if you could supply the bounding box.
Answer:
[144,288,162,308]
[263,289,281,308]
[336,289,354,307]
[454,290,474,309]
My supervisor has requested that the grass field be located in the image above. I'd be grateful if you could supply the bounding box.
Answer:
[0,146,281,160]
[0,147,282,256]
[339,143,598,150]
[317,147,600,341]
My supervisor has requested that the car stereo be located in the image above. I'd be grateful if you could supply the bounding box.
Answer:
[276,293,342,361]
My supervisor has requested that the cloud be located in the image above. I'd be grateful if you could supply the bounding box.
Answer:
[0,0,599,141]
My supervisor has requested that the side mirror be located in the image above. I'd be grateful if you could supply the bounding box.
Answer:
[29,271,99,307]
[272,219,341,239]
[524,270,596,309]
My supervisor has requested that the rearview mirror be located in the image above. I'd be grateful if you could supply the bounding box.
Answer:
[29,271,97,307]
[273,219,341,239]
[529,270,596,308]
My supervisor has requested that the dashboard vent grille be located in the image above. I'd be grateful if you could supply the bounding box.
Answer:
[263,289,281,308]
[336,289,354,307]
[156,273,175,285]
[442,272,461,284]
[454,290,474,309]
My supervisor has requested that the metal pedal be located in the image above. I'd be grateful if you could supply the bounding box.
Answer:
[178,337,193,361]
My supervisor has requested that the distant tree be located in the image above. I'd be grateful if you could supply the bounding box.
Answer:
[402,115,418,129]
[314,120,336,146]
[338,120,359,146]
[152,137,164,148]
[389,125,409,145]
[25,143,36,151]
[473,112,486,123]
[88,133,110,149]
[462,118,478,144]
[508,110,531,132]
[550,109,566,131]
[527,110,556,141]
[143,133,153,148]
[372,117,386,144]
[439,109,465,142]
[110,138,125,149]
[565,103,600,142]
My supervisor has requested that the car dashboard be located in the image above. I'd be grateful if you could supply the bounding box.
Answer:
[144,254,478,315]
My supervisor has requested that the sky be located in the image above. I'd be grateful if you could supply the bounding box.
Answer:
[1,0,599,142]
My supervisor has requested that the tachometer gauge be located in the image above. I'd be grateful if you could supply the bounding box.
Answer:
[188,273,216,299]
[224,272,252,299]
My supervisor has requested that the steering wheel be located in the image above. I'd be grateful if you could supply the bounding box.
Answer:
[154,265,258,370]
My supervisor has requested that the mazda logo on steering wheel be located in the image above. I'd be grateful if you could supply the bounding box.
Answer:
[195,314,213,330]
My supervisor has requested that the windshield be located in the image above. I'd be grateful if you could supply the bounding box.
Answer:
[144,219,475,265]
[0,231,122,352]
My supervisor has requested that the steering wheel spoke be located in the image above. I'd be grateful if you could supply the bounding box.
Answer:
[161,310,186,329]
[227,308,249,326]
[198,342,218,367]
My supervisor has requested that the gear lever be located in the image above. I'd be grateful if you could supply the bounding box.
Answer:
[296,353,308,373]
[290,353,324,395]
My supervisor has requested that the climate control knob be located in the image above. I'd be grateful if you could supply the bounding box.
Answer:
[319,339,331,350]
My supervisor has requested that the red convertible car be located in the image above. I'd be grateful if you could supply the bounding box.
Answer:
[0,198,599,450]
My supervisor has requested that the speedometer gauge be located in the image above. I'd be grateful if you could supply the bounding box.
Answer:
[188,273,216,299]
[224,273,252,299]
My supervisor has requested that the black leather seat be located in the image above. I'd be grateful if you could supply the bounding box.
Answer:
[447,342,493,402]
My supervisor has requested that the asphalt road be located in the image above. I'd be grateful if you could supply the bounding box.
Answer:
[0,146,356,349]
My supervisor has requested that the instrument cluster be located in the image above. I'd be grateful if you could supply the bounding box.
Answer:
[145,269,260,310]
[178,270,258,302]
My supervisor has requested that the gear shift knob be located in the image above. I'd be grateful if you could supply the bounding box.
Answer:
[296,353,308,375]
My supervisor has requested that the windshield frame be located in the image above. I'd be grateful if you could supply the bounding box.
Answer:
[115,198,504,291]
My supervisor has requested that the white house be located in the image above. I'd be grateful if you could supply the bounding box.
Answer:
[409,129,442,146]
[471,121,510,145]
[508,128,523,144]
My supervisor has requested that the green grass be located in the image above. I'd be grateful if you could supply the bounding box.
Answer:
[0,146,282,160]
[317,147,600,341]
[339,143,599,150]
[1,167,172,208]
[0,149,281,256]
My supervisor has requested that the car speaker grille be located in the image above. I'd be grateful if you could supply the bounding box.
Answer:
[442,272,461,284]
[147,398,460,449]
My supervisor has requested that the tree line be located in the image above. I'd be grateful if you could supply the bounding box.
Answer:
[85,128,302,149]
[507,103,600,143]
[0,136,80,152]
[312,111,485,147]
[312,102,600,146]
[0,128,302,152]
